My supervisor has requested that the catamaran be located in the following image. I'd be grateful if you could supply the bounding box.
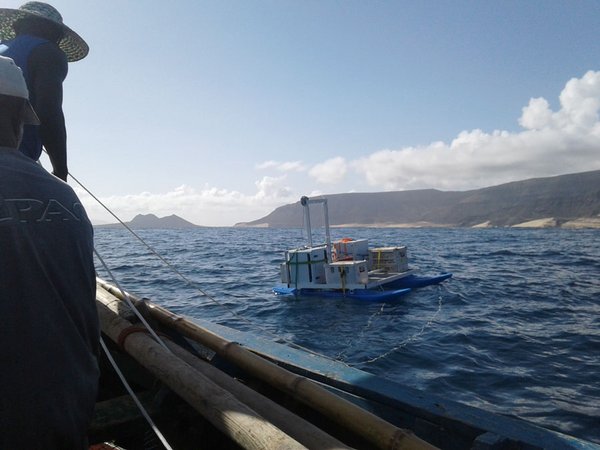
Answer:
[273,196,452,301]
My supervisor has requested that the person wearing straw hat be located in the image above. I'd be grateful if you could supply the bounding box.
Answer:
[0,55,99,449]
[0,1,88,181]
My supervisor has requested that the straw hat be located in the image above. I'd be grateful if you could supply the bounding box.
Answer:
[0,55,40,124]
[0,2,88,62]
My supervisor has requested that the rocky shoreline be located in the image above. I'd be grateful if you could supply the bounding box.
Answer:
[237,217,600,229]
[340,217,600,229]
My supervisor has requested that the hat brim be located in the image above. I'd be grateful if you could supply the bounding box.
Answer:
[24,100,40,125]
[0,8,88,62]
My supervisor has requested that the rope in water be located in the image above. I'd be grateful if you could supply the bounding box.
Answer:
[336,303,387,361]
[361,295,444,365]
[334,293,444,365]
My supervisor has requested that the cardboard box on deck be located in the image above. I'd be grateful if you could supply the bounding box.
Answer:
[369,246,408,273]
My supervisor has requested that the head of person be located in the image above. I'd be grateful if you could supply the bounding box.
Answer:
[0,2,89,61]
[0,55,39,148]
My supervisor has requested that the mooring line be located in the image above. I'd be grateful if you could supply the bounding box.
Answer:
[359,295,444,365]
[336,303,386,361]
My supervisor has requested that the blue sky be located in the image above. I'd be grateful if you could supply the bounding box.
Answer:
[4,1,600,225]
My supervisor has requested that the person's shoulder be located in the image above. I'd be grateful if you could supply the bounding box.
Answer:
[29,42,68,69]
[0,151,71,196]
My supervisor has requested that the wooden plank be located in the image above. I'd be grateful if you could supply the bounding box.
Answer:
[89,392,158,445]
[90,392,156,433]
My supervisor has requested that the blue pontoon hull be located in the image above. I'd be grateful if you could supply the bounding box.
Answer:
[386,272,453,289]
[273,286,412,301]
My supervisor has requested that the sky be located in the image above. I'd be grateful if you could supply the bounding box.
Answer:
[4,0,600,226]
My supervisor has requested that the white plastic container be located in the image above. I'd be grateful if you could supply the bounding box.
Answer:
[283,246,327,285]
[325,260,369,285]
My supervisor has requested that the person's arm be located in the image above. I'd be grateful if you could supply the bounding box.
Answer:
[28,43,69,181]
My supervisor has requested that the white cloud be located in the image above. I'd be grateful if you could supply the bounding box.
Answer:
[308,157,348,184]
[519,97,553,130]
[255,160,306,172]
[351,70,600,191]
[256,160,278,169]
[520,71,600,131]
[77,176,296,227]
[254,175,293,199]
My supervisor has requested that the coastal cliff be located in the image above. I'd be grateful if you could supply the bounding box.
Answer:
[236,170,600,228]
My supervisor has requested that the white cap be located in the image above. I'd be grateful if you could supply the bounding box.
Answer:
[0,55,40,124]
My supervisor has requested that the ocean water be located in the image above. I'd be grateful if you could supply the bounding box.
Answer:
[94,227,600,444]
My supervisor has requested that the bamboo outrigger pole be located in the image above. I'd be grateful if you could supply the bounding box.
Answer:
[97,279,437,450]
[164,338,353,450]
[96,288,307,450]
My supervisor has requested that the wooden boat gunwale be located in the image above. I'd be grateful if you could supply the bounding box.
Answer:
[94,278,600,450]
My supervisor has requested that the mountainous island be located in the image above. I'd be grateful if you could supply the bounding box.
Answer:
[236,170,600,229]
[96,214,200,229]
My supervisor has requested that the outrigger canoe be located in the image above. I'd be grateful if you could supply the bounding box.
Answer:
[273,196,452,301]
[92,278,599,449]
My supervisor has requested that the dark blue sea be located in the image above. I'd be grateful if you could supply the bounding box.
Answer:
[94,227,600,444]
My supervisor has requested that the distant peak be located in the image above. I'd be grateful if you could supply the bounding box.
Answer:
[132,213,158,220]
[127,213,199,229]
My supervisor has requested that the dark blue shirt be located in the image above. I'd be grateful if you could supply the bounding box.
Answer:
[0,149,99,449]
